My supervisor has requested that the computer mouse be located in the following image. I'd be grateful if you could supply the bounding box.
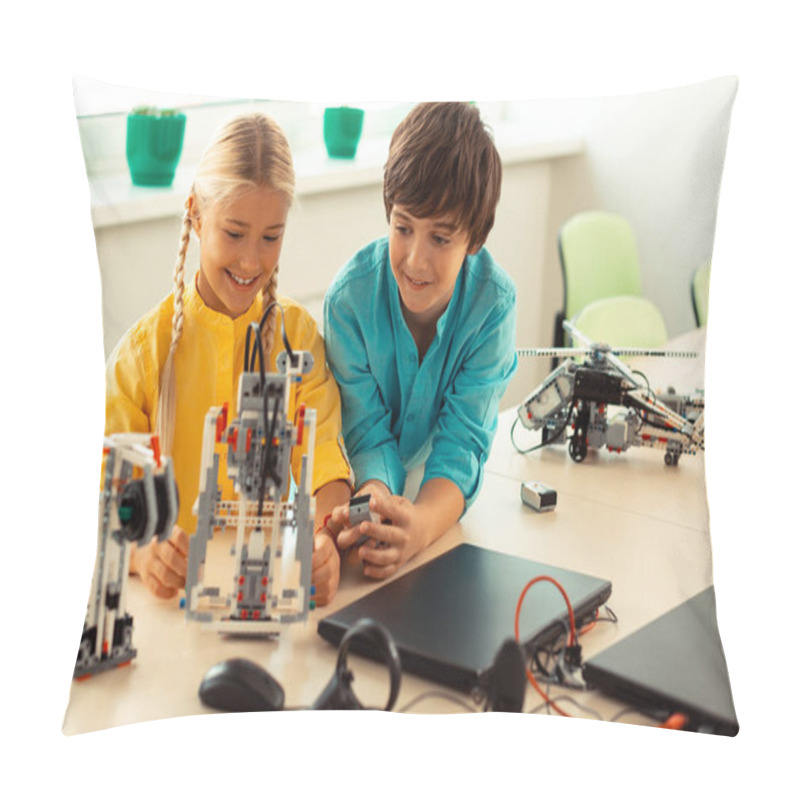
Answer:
[199,658,285,712]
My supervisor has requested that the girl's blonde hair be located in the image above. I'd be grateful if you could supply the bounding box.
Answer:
[156,112,295,455]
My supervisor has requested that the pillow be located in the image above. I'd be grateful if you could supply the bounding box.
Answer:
[63,77,737,741]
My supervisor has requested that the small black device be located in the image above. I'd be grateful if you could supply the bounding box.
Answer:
[199,657,286,712]
[521,481,557,512]
[573,367,625,404]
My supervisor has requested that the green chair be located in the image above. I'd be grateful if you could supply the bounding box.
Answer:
[571,295,669,350]
[691,263,711,327]
[554,211,643,359]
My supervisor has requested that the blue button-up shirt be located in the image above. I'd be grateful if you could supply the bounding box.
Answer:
[323,237,517,509]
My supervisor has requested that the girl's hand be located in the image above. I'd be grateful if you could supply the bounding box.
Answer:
[311,532,341,606]
[330,504,361,565]
[132,525,189,599]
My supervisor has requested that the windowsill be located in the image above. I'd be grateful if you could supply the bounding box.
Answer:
[88,129,583,229]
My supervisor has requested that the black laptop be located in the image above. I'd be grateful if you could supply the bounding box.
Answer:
[583,585,739,735]
[317,543,612,695]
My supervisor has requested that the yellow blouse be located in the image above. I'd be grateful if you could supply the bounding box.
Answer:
[105,277,352,532]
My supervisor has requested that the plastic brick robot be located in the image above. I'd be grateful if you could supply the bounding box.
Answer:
[185,316,317,636]
[74,434,178,679]
[515,321,704,465]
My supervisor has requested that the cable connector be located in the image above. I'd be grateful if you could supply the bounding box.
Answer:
[554,643,586,690]
[564,643,582,669]
[555,660,586,690]
[277,349,314,375]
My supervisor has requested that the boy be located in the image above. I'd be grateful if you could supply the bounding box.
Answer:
[323,102,517,579]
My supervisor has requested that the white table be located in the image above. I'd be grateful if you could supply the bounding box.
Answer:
[63,328,713,734]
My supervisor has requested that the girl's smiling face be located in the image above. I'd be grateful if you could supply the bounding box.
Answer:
[191,186,289,318]
[388,205,477,330]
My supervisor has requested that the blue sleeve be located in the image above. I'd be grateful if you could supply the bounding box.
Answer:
[422,291,517,510]
[323,284,407,495]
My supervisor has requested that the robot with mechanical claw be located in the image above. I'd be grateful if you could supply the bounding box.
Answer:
[185,315,317,636]
[75,434,178,679]
[515,320,704,466]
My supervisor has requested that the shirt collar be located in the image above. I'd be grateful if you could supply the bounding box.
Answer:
[185,270,264,333]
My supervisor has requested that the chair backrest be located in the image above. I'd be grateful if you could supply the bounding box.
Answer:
[558,211,642,321]
[571,295,669,350]
[692,263,711,327]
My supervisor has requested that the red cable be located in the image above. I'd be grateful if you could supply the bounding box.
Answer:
[314,513,332,536]
[660,713,688,730]
[514,576,579,718]
[516,584,679,729]
[579,608,600,636]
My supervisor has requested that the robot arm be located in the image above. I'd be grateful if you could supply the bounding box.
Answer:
[75,434,177,679]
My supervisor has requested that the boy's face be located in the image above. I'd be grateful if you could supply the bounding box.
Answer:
[191,186,288,319]
[388,206,478,327]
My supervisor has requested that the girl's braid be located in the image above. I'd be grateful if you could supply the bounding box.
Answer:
[261,265,279,364]
[155,208,192,455]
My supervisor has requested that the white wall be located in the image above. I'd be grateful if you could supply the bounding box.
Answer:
[510,76,739,343]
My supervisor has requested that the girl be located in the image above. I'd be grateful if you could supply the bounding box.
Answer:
[105,113,352,605]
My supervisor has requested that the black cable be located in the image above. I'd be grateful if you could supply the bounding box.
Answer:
[267,388,281,481]
[259,300,294,362]
[529,605,618,685]
[244,323,253,374]
[519,605,620,719]
[311,619,402,711]
[528,618,572,683]
[533,647,555,679]
[599,605,618,624]
[257,388,282,520]
[246,321,266,386]
[527,694,605,720]
[247,299,296,524]
[397,690,480,714]
[256,384,270,522]
[511,401,575,455]
[609,706,649,723]
[510,416,535,454]
[631,369,654,402]
[511,416,544,454]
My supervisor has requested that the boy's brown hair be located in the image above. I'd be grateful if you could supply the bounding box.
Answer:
[383,102,502,250]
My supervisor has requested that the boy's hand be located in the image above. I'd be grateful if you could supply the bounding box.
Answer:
[345,492,428,580]
[311,532,341,606]
[332,481,392,565]
[133,525,188,599]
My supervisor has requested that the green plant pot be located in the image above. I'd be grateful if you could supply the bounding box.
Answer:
[126,112,187,187]
[323,107,365,159]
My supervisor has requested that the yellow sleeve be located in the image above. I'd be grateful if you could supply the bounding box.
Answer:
[280,300,353,494]
[104,323,158,436]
